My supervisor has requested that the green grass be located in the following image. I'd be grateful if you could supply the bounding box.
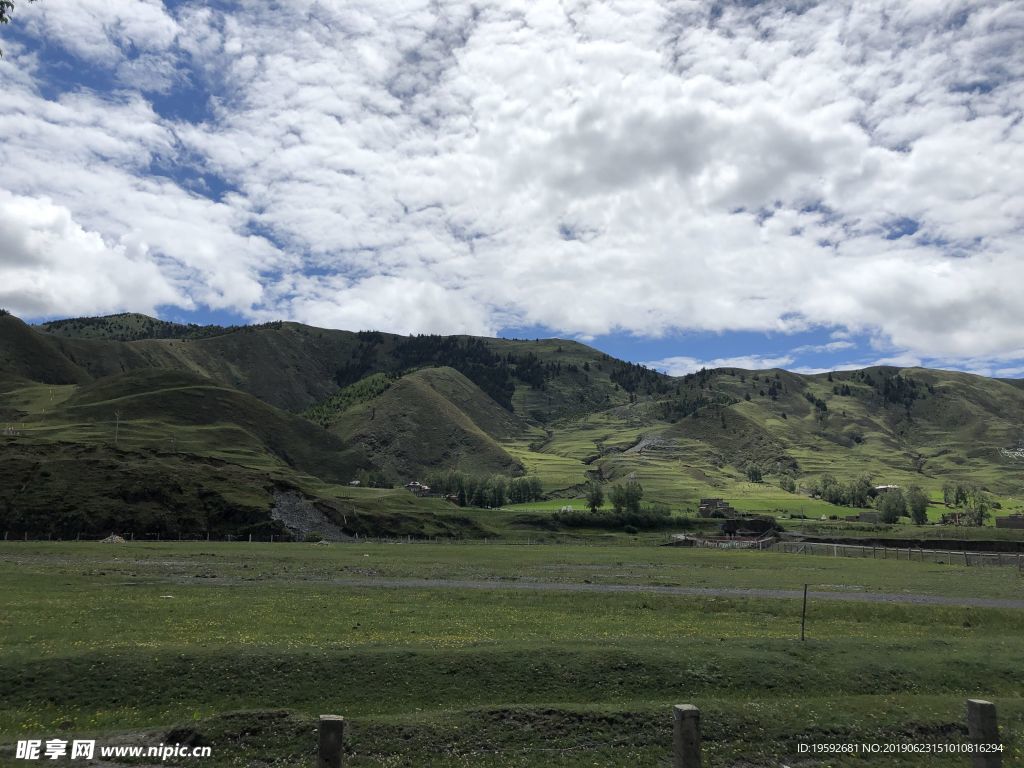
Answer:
[1,542,1023,766]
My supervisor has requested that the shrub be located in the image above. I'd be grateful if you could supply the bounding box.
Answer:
[553,503,672,531]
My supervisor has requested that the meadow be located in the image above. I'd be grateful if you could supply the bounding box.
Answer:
[1,542,1022,767]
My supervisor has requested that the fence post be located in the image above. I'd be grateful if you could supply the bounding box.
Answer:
[965,699,1001,768]
[317,714,346,768]
[672,704,702,768]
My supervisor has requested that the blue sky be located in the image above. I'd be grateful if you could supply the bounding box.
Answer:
[2,0,1024,377]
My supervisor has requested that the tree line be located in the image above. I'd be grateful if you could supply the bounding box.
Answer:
[805,474,930,524]
[423,470,543,507]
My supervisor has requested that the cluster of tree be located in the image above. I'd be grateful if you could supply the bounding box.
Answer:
[513,352,546,389]
[38,313,231,341]
[506,476,545,504]
[874,486,929,524]
[334,335,520,408]
[609,479,645,514]
[304,373,395,428]
[806,474,931,523]
[554,502,672,531]
[683,367,714,389]
[941,481,992,525]
[394,336,589,407]
[0,308,9,316]
[804,391,828,413]
[745,465,763,483]
[424,470,543,507]
[659,392,734,423]
[356,470,392,488]
[807,473,876,507]
[609,359,671,395]
[838,370,933,409]
[876,373,923,410]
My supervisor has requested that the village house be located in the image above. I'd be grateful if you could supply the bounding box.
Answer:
[698,498,738,518]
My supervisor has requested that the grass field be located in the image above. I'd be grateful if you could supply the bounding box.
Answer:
[2,542,1022,767]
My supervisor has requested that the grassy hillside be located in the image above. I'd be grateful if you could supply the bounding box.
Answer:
[30,315,641,417]
[0,314,92,386]
[499,364,1024,518]
[330,367,530,481]
[36,312,231,341]
[0,368,380,536]
[55,368,368,483]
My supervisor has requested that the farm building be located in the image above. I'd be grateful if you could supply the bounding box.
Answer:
[720,517,778,537]
[698,498,737,518]
[405,481,431,495]
[995,514,1024,529]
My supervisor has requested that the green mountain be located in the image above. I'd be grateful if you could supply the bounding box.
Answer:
[3,311,1024,537]
[328,367,530,480]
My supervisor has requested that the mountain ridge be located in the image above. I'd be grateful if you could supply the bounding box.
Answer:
[4,311,1024,536]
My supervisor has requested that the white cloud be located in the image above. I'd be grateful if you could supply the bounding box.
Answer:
[644,354,796,377]
[20,0,180,66]
[0,85,281,314]
[2,0,1024,367]
[265,274,495,336]
[791,341,856,354]
[0,189,182,316]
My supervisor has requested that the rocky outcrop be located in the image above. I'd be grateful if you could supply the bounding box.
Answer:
[270,491,350,541]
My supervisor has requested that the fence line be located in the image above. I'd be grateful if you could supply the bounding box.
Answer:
[0,531,647,547]
[3,531,1023,566]
[766,539,1024,569]
[315,699,1003,768]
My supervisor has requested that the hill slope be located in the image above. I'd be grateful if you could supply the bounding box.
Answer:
[27,314,639,418]
[329,367,529,481]
[0,367,376,536]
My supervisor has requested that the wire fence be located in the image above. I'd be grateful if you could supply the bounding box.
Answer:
[765,539,1024,569]
[4,531,1023,566]
[0,531,635,546]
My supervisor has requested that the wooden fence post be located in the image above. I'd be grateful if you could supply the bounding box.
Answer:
[672,705,702,768]
[966,699,1001,768]
[317,715,346,768]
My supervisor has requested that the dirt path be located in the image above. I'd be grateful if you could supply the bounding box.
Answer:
[326,576,1024,609]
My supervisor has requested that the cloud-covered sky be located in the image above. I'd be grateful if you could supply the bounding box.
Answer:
[1,0,1023,375]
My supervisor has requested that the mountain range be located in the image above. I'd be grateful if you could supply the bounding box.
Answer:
[2,310,1023,537]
